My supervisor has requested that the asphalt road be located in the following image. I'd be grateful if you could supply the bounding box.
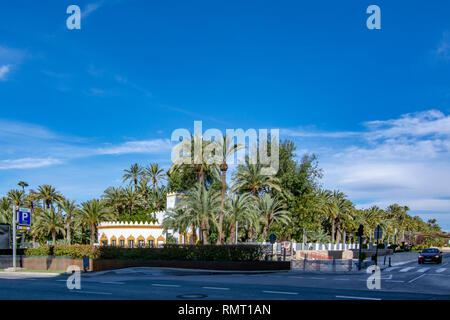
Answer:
[0,253,449,300]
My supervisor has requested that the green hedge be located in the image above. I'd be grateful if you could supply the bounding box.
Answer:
[25,245,98,259]
[24,244,264,261]
[97,244,264,261]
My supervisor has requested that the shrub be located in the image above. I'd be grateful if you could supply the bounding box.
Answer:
[25,245,98,259]
[97,244,265,261]
[23,244,265,261]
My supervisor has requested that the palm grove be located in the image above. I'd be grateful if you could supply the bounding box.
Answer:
[0,138,444,247]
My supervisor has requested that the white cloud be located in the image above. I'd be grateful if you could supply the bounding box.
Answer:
[283,109,450,229]
[436,31,450,61]
[97,139,172,155]
[0,158,62,170]
[83,2,103,18]
[0,65,10,80]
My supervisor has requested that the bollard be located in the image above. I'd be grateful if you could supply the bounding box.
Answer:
[389,256,392,267]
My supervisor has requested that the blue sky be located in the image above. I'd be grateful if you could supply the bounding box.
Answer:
[0,1,449,229]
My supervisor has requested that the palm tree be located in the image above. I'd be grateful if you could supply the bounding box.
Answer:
[177,183,221,244]
[231,157,281,196]
[37,185,63,209]
[317,190,352,243]
[212,134,244,244]
[256,194,290,241]
[123,163,144,187]
[7,189,24,207]
[170,133,217,185]
[0,197,12,224]
[18,181,29,193]
[57,199,78,245]
[145,163,166,188]
[225,193,257,243]
[150,186,167,211]
[78,199,113,244]
[123,186,140,215]
[35,208,65,244]
[102,186,125,217]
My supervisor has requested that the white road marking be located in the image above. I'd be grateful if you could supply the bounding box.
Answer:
[399,267,415,272]
[336,295,381,300]
[408,273,427,283]
[100,281,125,285]
[309,277,325,280]
[436,268,446,273]
[384,267,399,272]
[262,290,298,295]
[417,268,430,273]
[289,276,303,279]
[333,278,349,281]
[71,290,112,295]
[385,280,405,283]
[152,284,180,287]
[202,287,230,290]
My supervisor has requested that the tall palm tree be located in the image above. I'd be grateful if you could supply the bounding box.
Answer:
[145,163,166,188]
[57,199,78,245]
[123,186,140,215]
[212,134,244,244]
[231,157,281,196]
[103,186,125,217]
[256,194,290,241]
[0,197,12,224]
[170,133,217,185]
[78,199,113,244]
[7,189,24,207]
[35,208,65,244]
[37,185,63,209]
[150,186,167,211]
[18,181,29,193]
[123,163,144,187]
[225,193,256,243]
[177,183,221,244]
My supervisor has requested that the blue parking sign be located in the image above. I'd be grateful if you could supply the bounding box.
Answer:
[18,208,31,226]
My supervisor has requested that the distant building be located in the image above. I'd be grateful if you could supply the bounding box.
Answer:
[97,193,198,247]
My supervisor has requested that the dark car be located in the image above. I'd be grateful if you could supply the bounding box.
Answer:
[418,248,442,264]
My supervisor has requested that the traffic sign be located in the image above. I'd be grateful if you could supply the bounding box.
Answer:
[374,225,382,239]
[269,234,277,244]
[17,208,31,226]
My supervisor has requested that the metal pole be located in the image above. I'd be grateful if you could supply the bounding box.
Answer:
[235,221,238,244]
[358,235,362,270]
[12,206,16,271]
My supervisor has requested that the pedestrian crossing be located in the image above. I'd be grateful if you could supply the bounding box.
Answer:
[385,266,447,273]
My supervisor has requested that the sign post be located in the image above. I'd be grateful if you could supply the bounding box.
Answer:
[12,206,16,271]
[374,225,382,266]
[269,234,277,261]
[12,207,31,271]
[356,224,364,270]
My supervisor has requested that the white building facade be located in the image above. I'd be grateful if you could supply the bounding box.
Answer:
[97,193,199,247]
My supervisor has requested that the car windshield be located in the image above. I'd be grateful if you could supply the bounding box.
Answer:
[422,249,439,253]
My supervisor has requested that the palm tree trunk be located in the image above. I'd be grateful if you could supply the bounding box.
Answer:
[90,223,96,244]
[217,166,227,245]
[331,218,335,243]
[228,222,236,244]
[52,230,56,244]
[67,218,71,245]
[201,221,208,245]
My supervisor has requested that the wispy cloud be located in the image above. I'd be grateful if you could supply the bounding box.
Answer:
[0,158,62,170]
[282,109,450,229]
[436,31,450,61]
[96,139,172,155]
[0,65,10,81]
[83,1,104,18]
